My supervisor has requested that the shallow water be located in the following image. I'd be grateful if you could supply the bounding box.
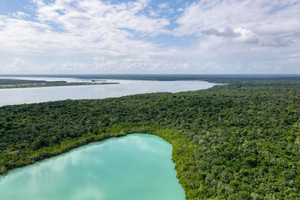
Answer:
[0,78,216,106]
[0,134,185,200]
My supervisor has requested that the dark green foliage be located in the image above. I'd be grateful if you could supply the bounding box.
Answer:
[0,79,49,85]
[0,78,117,89]
[0,79,299,199]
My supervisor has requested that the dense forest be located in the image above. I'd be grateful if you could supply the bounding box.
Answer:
[0,78,299,199]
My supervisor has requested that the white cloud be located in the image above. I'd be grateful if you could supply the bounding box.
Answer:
[10,11,30,19]
[9,57,32,71]
[158,3,169,9]
[174,0,300,47]
[0,0,299,74]
[0,0,169,57]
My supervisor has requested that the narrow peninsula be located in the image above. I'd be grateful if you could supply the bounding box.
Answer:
[0,79,118,89]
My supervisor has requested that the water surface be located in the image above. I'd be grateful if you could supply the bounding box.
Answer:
[0,78,216,106]
[0,134,185,200]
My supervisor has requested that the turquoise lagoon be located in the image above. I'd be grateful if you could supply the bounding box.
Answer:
[0,134,185,200]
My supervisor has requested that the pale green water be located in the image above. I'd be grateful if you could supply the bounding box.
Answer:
[0,134,185,200]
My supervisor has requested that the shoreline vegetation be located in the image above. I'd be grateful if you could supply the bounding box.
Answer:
[0,79,119,89]
[0,77,299,199]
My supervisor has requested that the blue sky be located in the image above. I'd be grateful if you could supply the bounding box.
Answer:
[0,0,299,74]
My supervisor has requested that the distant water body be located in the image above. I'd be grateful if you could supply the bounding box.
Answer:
[0,77,217,106]
[0,134,185,200]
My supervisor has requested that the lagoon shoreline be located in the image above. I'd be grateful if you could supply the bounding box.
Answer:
[0,77,299,199]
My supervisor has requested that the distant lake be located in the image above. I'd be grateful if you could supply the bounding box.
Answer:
[0,77,216,106]
[0,134,185,200]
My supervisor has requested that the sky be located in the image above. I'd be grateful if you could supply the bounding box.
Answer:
[0,0,299,74]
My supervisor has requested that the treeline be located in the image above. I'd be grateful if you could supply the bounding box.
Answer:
[0,79,299,199]
[0,79,50,85]
[0,78,118,89]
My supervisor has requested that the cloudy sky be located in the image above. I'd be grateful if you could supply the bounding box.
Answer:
[0,0,299,74]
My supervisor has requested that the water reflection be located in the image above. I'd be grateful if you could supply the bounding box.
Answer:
[0,79,216,106]
[0,134,185,200]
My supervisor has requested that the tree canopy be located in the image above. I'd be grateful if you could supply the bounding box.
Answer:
[0,78,299,199]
